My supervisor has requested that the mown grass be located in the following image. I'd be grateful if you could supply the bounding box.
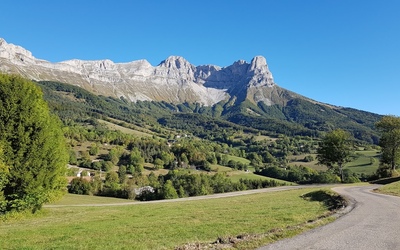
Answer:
[210,165,293,185]
[225,154,251,164]
[287,150,380,175]
[375,181,400,197]
[0,187,337,250]
[48,193,134,206]
[346,150,380,175]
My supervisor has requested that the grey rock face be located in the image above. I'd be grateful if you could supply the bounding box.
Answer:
[0,38,290,106]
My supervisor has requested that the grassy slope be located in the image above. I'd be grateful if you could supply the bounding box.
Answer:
[1,188,335,250]
[346,150,380,175]
[49,194,134,206]
[225,154,251,164]
[375,181,400,197]
[211,165,294,185]
[98,119,154,137]
[287,150,380,175]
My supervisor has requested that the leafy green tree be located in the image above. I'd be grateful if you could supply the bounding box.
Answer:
[129,148,144,169]
[153,158,164,170]
[89,143,99,156]
[161,180,178,199]
[105,172,119,190]
[68,177,91,195]
[80,150,90,161]
[178,185,186,198]
[0,148,9,210]
[90,175,103,195]
[118,165,127,183]
[122,179,136,199]
[317,129,352,182]
[101,161,114,172]
[106,147,123,165]
[68,150,78,165]
[0,74,68,213]
[376,116,400,171]
[161,151,175,168]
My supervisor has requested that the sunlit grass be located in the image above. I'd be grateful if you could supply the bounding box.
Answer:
[211,165,293,185]
[0,188,336,249]
[98,119,154,137]
[48,193,134,206]
[375,181,400,197]
[287,150,380,175]
[225,154,251,164]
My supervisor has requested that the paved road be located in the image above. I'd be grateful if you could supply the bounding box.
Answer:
[259,185,400,250]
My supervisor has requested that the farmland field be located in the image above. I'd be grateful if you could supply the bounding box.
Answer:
[0,187,337,249]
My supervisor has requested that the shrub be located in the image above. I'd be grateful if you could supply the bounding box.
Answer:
[68,177,91,195]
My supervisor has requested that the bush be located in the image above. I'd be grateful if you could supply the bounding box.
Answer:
[68,178,91,195]
[303,155,314,162]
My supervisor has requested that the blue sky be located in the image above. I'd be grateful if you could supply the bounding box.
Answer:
[1,0,399,115]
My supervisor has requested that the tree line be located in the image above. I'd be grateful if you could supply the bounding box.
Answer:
[68,170,286,200]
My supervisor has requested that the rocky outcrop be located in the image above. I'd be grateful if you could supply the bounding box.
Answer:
[0,38,298,106]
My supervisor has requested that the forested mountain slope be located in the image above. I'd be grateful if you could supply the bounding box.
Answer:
[37,81,381,144]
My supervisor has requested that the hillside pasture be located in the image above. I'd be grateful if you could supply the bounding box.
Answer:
[98,119,154,137]
[346,150,380,176]
[1,187,337,249]
[375,181,400,197]
[287,150,380,176]
[211,165,294,185]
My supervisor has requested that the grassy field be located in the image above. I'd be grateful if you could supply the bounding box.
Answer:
[225,154,251,164]
[98,119,154,137]
[210,165,293,185]
[49,193,135,206]
[287,150,380,175]
[375,181,400,197]
[346,150,380,175]
[0,187,337,250]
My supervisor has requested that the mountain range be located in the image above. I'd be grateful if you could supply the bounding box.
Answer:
[0,38,381,143]
[0,38,305,106]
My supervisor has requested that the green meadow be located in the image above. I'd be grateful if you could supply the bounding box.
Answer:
[0,187,337,250]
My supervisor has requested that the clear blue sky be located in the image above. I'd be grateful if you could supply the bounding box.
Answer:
[1,0,399,116]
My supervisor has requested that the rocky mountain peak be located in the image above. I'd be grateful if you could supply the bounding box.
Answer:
[158,56,193,70]
[249,56,268,72]
[0,38,34,62]
[232,59,247,66]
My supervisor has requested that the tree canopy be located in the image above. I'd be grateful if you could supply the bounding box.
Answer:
[0,74,68,214]
[317,129,352,182]
[376,115,400,171]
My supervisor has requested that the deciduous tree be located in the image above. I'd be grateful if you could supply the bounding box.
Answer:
[0,74,68,213]
[317,129,352,182]
[376,116,400,171]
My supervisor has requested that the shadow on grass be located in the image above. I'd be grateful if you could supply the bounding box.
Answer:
[302,190,347,211]
[348,163,373,167]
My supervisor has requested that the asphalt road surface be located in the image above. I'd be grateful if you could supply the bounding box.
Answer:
[258,185,400,250]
